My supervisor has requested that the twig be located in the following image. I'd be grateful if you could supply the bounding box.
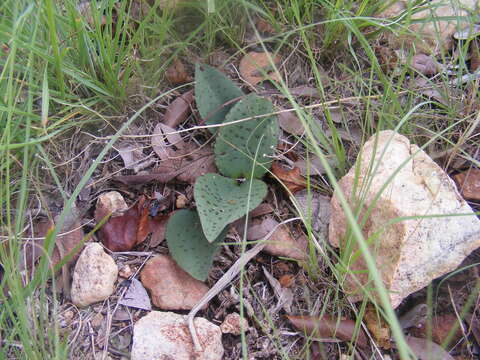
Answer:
[187,217,300,352]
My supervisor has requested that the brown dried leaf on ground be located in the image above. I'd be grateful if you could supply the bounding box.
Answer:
[98,205,139,252]
[165,59,192,85]
[411,54,440,76]
[271,162,307,194]
[404,336,455,360]
[21,212,85,272]
[118,278,152,311]
[97,196,167,251]
[115,142,149,171]
[278,110,304,135]
[163,89,194,128]
[256,18,275,35]
[239,51,281,86]
[363,304,391,349]
[151,123,188,160]
[287,314,369,349]
[140,254,209,310]
[453,168,480,201]
[155,144,217,184]
[247,217,308,260]
[262,266,293,313]
[409,314,464,345]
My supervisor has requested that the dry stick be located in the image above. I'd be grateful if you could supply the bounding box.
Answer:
[187,217,300,352]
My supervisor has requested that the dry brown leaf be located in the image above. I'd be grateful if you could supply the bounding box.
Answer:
[410,314,464,346]
[256,18,275,34]
[287,314,369,348]
[453,168,480,201]
[363,304,391,349]
[165,59,191,85]
[148,214,169,247]
[21,212,85,272]
[288,86,321,98]
[97,196,168,251]
[247,217,308,260]
[279,274,294,288]
[471,40,480,72]
[98,205,140,252]
[262,266,293,313]
[154,144,217,184]
[239,51,281,86]
[404,336,455,360]
[271,162,307,194]
[118,278,152,311]
[411,54,439,76]
[151,123,188,160]
[163,90,194,128]
[278,111,304,135]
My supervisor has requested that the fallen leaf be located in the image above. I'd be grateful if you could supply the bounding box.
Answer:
[294,190,331,238]
[278,110,304,135]
[262,266,293,313]
[279,274,294,288]
[288,86,321,98]
[118,278,152,311]
[98,205,140,252]
[247,217,308,260]
[165,59,191,85]
[287,314,369,348]
[404,336,455,360]
[411,54,439,76]
[256,18,275,34]
[148,214,169,247]
[250,203,274,217]
[363,304,391,349]
[294,155,337,176]
[115,142,147,170]
[136,198,150,245]
[239,51,281,86]
[470,40,480,72]
[151,123,188,160]
[163,90,194,128]
[154,144,217,184]
[97,196,169,251]
[399,303,428,329]
[410,314,464,346]
[271,162,307,194]
[453,168,480,201]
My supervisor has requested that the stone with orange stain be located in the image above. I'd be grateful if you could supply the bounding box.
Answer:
[140,255,209,310]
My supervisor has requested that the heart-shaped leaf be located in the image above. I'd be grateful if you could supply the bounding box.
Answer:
[195,63,243,133]
[194,173,268,242]
[214,93,279,179]
[166,209,226,281]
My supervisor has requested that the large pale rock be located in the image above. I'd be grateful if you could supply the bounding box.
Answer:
[329,130,480,308]
[71,243,118,307]
[140,255,209,310]
[131,311,223,360]
[378,0,478,54]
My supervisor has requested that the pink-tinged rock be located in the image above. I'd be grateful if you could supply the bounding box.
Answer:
[140,255,209,310]
[131,311,223,360]
[329,130,480,308]
[71,243,118,307]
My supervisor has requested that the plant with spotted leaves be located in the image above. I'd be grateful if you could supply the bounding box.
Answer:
[166,64,278,279]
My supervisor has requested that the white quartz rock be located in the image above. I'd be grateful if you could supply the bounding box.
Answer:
[329,130,480,308]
